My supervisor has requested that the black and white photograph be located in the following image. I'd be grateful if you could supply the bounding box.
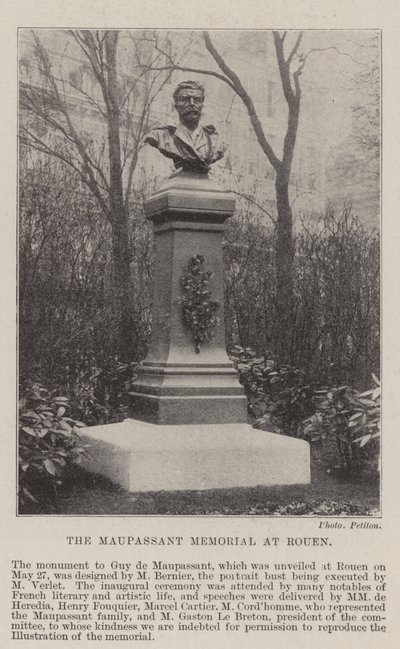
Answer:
[18,28,380,516]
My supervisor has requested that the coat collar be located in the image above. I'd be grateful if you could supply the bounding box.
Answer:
[166,123,217,135]
[165,123,218,159]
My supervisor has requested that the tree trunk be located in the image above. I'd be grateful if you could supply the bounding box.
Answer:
[275,165,295,363]
[110,205,133,361]
[104,32,133,361]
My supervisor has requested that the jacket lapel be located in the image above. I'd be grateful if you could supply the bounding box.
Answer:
[174,125,203,160]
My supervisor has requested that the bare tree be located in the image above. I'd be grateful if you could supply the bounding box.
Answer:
[19,29,171,359]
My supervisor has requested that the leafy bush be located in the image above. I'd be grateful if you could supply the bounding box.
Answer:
[231,345,314,436]
[66,358,137,426]
[232,345,380,476]
[19,382,88,510]
[302,375,380,474]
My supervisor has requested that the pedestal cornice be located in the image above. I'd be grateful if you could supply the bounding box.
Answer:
[144,171,236,224]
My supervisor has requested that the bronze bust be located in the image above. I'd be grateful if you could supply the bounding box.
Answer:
[144,80,225,174]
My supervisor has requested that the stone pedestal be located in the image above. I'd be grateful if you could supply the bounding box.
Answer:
[129,171,248,425]
[82,171,311,494]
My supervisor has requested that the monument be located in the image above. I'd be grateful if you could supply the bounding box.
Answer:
[82,81,310,493]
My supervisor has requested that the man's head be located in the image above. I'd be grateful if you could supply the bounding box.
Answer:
[173,80,205,129]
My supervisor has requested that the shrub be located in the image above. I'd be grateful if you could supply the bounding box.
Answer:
[302,375,380,474]
[224,205,379,388]
[19,151,152,394]
[18,382,88,510]
[231,346,314,436]
[232,345,380,476]
[66,358,137,426]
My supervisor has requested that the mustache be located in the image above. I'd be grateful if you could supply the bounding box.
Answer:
[182,106,200,113]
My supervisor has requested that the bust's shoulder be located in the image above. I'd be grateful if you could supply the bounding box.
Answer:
[144,124,177,148]
[202,124,218,135]
[147,124,176,134]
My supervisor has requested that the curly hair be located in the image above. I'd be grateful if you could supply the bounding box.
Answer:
[173,80,205,104]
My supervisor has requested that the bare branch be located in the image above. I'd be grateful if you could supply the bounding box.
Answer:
[302,45,367,67]
[203,31,280,170]
[149,63,236,90]
[21,34,111,209]
[62,76,106,117]
[287,32,303,66]
[231,190,276,226]
[293,57,306,98]
[273,31,295,105]
[20,128,109,215]
[70,30,112,115]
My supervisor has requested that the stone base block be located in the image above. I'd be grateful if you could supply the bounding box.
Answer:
[129,391,248,425]
[81,419,310,493]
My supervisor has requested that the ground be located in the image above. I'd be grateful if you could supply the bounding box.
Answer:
[19,462,380,516]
